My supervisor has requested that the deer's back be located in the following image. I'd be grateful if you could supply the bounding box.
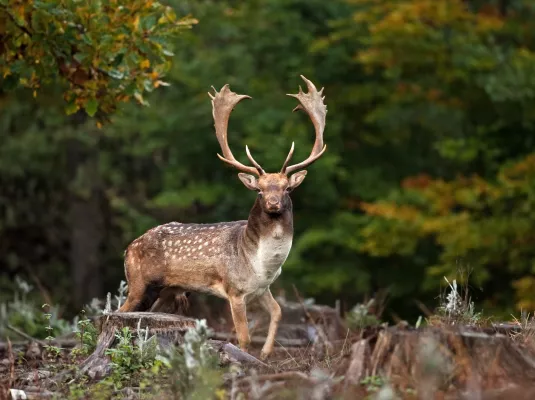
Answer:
[126,221,248,294]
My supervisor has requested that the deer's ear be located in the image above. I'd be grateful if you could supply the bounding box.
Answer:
[288,170,307,190]
[238,173,259,191]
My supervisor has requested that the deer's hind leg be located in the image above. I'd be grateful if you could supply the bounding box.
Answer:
[119,247,163,312]
[118,279,147,312]
[119,249,146,312]
[120,279,166,312]
[150,287,190,314]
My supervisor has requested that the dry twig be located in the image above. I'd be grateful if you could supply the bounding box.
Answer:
[7,325,45,346]
[292,285,333,357]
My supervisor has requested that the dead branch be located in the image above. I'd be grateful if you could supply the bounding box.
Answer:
[0,339,78,351]
[292,285,334,357]
[7,325,45,346]
[8,339,14,392]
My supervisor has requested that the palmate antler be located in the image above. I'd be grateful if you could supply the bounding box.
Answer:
[209,75,327,175]
[209,84,265,176]
[282,75,327,174]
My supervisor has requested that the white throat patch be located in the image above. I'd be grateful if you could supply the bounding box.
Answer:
[251,223,292,283]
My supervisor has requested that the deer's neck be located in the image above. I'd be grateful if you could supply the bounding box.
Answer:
[241,197,294,279]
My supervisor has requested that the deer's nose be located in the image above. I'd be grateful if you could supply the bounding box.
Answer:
[267,197,280,207]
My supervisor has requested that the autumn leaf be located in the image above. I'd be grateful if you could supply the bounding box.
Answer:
[1,0,196,118]
[85,98,99,117]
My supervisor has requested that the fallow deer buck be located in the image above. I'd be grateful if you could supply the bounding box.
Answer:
[119,75,327,359]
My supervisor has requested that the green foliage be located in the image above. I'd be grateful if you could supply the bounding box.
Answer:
[433,277,483,326]
[0,277,71,340]
[66,376,115,400]
[346,299,382,330]
[156,319,223,400]
[360,154,535,313]
[72,311,98,357]
[3,0,535,322]
[0,0,197,116]
[323,0,535,316]
[360,375,385,393]
[105,324,160,386]
[65,319,223,399]
[42,303,62,357]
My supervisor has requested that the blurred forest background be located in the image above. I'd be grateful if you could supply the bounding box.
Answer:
[2,0,535,322]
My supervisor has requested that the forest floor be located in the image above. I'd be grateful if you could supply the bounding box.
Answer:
[2,282,535,399]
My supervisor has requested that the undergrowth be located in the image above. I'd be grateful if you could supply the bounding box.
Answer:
[65,319,224,399]
[0,277,72,340]
[428,269,484,327]
[3,272,527,400]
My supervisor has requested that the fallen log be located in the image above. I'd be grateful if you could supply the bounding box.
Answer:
[208,340,268,368]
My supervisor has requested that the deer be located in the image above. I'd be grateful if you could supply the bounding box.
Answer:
[118,75,327,359]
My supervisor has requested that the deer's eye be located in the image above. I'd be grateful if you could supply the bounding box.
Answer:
[258,191,264,197]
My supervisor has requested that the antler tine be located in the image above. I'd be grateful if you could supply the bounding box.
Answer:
[245,145,266,174]
[280,141,295,173]
[282,75,327,175]
[210,84,264,176]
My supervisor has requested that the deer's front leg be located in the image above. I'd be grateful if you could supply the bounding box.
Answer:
[228,294,250,351]
[258,289,282,360]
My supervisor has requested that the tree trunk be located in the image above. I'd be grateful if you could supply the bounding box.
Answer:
[67,112,104,309]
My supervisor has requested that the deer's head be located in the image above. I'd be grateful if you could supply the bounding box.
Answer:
[209,75,327,215]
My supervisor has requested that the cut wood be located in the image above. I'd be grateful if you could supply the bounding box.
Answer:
[345,326,535,393]
[94,312,198,336]
[207,340,267,368]
[344,339,370,387]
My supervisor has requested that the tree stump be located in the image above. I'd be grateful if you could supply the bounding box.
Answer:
[94,312,197,343]
[75,312,266,380]
[78,312,197,379]
[344,326,535,395]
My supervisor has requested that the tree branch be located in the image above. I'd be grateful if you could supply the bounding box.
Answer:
[1,5,33,37]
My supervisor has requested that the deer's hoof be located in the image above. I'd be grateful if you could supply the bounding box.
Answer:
[259,350,270,360]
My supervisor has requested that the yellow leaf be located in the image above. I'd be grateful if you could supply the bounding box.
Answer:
[96,121,103,129]
[153,80,170,88]
[140,59,150,69]
[33,90,37,98]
